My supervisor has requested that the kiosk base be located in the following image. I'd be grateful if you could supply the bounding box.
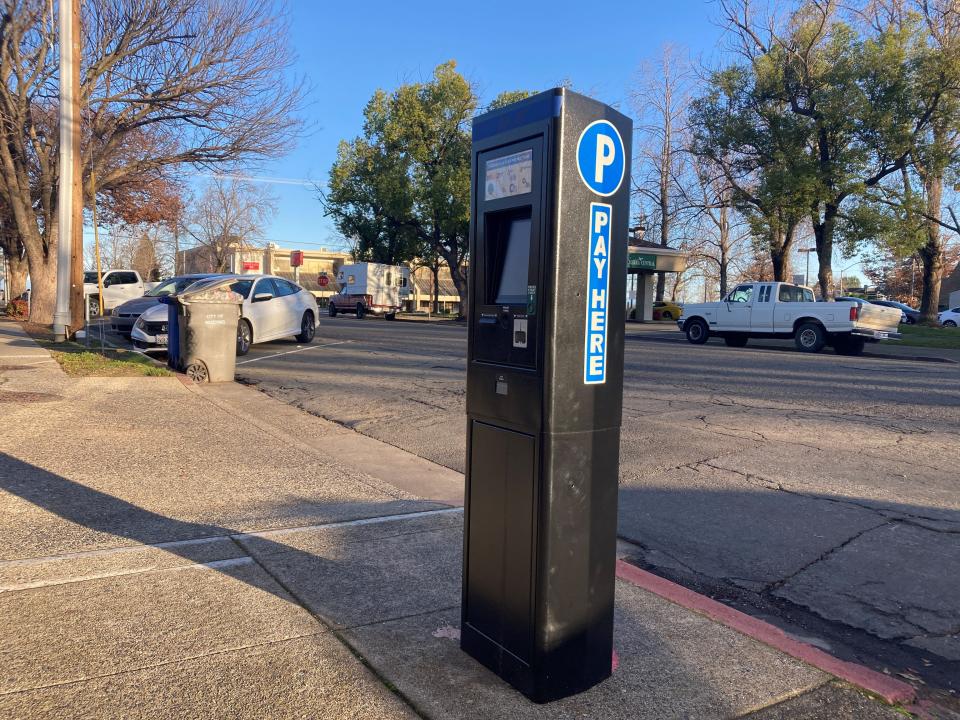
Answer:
[461,623,613,704]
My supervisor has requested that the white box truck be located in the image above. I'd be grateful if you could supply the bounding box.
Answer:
[328,262,409,319]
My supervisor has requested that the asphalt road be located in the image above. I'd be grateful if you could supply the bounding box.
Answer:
[229,316,960,703]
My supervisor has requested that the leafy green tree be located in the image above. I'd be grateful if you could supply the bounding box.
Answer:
[325,62,535,315]
[719,0,939,299]
[690,65,816,281]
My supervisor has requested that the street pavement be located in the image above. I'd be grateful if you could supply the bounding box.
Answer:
[233,316,960,708]
[0,319,920,719]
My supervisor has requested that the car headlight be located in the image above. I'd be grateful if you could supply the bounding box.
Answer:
[134,316,146,330]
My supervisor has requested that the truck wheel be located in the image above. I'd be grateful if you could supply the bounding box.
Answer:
[87,296,101,318]
[328,303,337,317]
[385,312,396,321]
[237,319,252,356]
[355,303,365,319]
[296,312,315,343]
[724,335,748,347]
[834,336,865,356]
[795,322,826,353]
[685,319,709,345]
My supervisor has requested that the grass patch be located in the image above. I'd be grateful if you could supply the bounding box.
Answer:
[897,324,960,349]
[24,322,171,377]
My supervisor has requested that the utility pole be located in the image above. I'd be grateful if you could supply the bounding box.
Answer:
[799,247,816,288]
[53,0,82,340]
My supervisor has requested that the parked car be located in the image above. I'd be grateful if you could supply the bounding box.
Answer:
[131,274,318,356]
[110,274,219,336]
[679,281,902,355]
[939,308,960,327]
[870,299,920,324]
[83,270,158,315]
[652,300,683,321]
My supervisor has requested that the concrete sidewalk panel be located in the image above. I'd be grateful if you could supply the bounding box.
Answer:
[0,635,416,720]
[739,681,905,719]
[199,381,465,506]
[1,558,320,693]
[237,511,462,629]
[345,580,828,720]
[0,535,243,592]
[0,377,445,560]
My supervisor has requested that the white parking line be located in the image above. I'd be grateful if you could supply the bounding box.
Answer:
[235,340,351,365]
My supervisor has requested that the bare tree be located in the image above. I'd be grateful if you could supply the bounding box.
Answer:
[184,177,276,272]
[686,156,753,298]
[0,0,304,323]
[632,45,695,301]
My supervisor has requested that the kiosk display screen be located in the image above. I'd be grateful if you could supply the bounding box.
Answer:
[485,150,533,200]
[494,217,531,305]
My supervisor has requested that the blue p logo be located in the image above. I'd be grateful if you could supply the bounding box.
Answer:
[576,120,625,197]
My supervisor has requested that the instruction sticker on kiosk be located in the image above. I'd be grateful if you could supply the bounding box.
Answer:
[584,203,611,384]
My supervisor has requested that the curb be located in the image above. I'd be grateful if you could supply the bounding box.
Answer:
[614,559,915,707]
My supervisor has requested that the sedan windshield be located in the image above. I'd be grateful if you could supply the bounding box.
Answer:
[145,276,214,297]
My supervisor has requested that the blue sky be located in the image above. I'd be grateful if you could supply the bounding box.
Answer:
[249,0,728,252]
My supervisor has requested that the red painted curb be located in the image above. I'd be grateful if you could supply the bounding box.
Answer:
[615,559,915,706]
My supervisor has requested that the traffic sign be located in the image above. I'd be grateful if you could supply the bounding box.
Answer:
[576,120,625,197]
[318,274,329,287]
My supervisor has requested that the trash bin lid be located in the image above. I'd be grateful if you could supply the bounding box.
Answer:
[178,278,244,305]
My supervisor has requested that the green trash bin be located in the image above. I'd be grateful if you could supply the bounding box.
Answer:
[175,283,244,383]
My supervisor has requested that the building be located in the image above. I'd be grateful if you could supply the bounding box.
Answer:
[179,244,351,304]
[626,240,688,321]
[408,265,462,314]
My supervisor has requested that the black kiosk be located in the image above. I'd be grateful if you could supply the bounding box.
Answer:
[461,89,631,702]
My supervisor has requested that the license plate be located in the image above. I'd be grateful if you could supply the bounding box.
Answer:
[876,331,888,339]
[156,334,168,346]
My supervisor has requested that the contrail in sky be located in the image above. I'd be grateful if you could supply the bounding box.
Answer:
[190,172,316,188]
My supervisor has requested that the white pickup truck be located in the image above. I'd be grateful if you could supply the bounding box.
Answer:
[83,270,157,316]
[678,282,902,355]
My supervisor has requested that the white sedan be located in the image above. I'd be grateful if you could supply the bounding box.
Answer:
[939,308,960,327]
[132,274,319,356]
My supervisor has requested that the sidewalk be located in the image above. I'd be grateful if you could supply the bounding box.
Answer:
[0,320,925,719]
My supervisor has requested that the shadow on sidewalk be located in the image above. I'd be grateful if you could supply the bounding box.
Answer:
[0,451,455,629]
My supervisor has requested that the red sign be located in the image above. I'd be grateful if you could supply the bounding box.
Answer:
[290,250,304,267]
[242,261,260,271]
[318,274,329,287]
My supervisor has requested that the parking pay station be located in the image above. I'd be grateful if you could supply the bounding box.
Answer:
[461,89,631,702]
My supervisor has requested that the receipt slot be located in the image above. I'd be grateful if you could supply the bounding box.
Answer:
[461,89,631,702]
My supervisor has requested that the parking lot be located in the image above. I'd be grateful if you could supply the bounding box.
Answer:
[99,314,959,700]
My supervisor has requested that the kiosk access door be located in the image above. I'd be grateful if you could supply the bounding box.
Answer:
[461,89,631,703]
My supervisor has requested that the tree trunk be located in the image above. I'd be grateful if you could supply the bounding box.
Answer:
[23,231,59,324]
[918,174,944,323]
[811,204,837,300]
[767,218,796,282]
[718,203,729,298]
[435,236,468,319]
[1,233,28,300]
